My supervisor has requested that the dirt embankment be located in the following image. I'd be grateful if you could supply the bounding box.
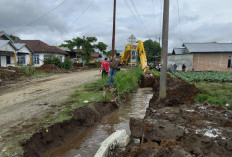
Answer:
[113,74,232,157]
[21,101,120,157]
[0,66,27,83]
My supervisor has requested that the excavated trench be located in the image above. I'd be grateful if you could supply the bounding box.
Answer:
[39,88,153,157]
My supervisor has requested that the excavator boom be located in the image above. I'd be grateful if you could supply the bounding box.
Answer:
[121,40,148,73]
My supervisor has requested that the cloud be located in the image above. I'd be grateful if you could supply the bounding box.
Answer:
[0,0,232,52]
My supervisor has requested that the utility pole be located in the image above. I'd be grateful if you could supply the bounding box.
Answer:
[159,0,169,99]
[111,0,116,58]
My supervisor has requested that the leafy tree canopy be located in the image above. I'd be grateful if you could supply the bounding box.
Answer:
[143,39,161,63]
[60,36,108,63]
[9,34,20,40]
[104,50,118,58]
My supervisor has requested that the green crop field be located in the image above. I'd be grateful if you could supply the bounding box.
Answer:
[170,72,232,82]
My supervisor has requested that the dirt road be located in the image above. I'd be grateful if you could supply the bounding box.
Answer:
[0,70,100,138]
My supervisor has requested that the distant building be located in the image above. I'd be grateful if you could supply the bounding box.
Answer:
[168,43,232,72]
[14,40,68,66]
[59,47,83,63]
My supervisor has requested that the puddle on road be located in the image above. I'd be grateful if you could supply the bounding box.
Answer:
[42,88,153,157]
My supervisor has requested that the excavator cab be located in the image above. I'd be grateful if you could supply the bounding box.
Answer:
[121,40,149,73]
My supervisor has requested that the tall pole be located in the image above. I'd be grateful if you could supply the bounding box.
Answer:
[111,0,116,58]
[159,0,169,98]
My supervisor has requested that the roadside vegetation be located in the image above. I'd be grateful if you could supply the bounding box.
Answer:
[44,56,72,70]
[114,68,143,95]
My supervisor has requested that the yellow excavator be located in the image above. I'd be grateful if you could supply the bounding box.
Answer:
[121,40,149,73]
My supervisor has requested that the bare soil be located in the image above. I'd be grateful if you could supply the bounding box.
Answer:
[0,70,100,154]
[112,74,232,157]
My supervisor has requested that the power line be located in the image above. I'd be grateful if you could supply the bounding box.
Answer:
[130,0,150,36]
[13,0,68,34]
[123,0,145,35]
[176,0,183,42]
[72,0,96,23]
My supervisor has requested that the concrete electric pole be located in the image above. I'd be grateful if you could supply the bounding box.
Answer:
[159,0,169,99]
[111,0,116,58]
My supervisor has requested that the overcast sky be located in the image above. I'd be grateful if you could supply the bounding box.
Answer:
[1,0,232,52]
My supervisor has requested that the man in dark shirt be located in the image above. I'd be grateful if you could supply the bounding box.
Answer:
[109,53,121,85]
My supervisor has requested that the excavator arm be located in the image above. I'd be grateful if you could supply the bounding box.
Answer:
[120,40,148,73]
[136,40,148,73]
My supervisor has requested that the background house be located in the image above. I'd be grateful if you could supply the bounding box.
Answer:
[0,32,32,67]
[168,43,232,72]
[59,47,83,63]
[15,40,68,66]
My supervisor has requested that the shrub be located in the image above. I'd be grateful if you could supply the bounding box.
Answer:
[61,57,72,70]
[52,56,62,67]
[43,57,53,65]
[114,68,143,94]
[19,66,35,75]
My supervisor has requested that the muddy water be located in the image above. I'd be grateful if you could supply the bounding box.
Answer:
[42,88,152,157]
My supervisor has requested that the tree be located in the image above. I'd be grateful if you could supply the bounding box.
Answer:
[60,36,104,63]
[143,39,161,63]
[95,42,108,54]
[8,34,20,40]
[104,50,118,58]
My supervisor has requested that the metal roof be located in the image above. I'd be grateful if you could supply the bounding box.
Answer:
[14,43,25,49]
[184,43,232,53]
[172,48,185,55]
[0,40,9,48]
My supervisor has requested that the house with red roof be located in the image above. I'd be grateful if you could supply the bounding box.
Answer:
[14,40,68,66]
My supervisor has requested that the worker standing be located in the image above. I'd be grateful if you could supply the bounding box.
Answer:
[100,58,110,78]
[109,53,121,86]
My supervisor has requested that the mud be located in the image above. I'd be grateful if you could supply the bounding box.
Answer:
[113,75,232,157]
[21,101,119,157]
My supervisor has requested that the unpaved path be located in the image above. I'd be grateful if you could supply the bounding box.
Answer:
[0,70,100,137]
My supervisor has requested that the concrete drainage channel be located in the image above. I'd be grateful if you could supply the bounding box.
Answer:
[94,129,130,157]
[41,88,153,157]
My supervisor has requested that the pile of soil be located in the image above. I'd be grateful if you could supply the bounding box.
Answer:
[35,64,62,73]
[73,63,83,69]
[141,74,200,107]
[0,66,27,82]
[113,73,232,157]
[21,101,119,157]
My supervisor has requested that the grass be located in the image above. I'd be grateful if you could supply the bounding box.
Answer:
[114,68,143,95]
[19,66,35,75]
[170,72,232,82]
[149,69,160,76]
[194,82,232,109]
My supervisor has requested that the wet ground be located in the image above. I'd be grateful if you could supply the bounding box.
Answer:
[42,88,153,157]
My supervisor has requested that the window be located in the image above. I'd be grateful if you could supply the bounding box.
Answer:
[32,54,40,64]
[228,59,231,68]
[17,54,25,65]
[44,54,52,59]
[6,56,11,64]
